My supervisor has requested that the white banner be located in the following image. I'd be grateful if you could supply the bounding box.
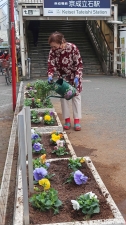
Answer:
[44,8,110,17]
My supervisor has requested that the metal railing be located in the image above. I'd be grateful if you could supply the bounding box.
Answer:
[18,0,43,3]
[26,58,31,79]
[86,20,113,74]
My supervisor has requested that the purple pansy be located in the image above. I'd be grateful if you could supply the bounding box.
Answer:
[31,133,39,140]
[45,162,50,168]
[74,170,88,185]
[50,111,54,117]
[33,167,48,181]
[33,142,42,152]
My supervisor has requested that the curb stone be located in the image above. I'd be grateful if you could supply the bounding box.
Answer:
[0,82,24,225]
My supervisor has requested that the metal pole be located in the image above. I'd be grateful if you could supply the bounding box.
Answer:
[7,0,10,54]
[18,5,26,77]
[113,4,118,74]
[10,0,16,111]
[25,106,34,193]
[18,113,29,225]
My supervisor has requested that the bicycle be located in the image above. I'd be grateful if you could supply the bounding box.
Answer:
[1,59,12,85]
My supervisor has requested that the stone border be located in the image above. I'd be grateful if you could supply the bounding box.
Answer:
[30,108,55,112]
[13,156,125,225]
[31,111,63,132]
[0,82,24,225]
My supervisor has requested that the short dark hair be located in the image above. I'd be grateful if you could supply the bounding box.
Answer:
[48,31,66,45]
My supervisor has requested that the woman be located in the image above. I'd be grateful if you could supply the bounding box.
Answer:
[47,31,83,131]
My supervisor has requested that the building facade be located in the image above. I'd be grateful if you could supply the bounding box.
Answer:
[0,8,8,42]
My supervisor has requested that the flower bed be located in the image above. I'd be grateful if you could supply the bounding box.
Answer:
[14,157,125,225]
[24,80,54,109]
[29,158,113,224]
[31,110,63,133]
[31,131,76,159]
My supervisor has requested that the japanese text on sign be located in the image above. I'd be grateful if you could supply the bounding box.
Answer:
[43,0,111,17]
[53,1,101,7]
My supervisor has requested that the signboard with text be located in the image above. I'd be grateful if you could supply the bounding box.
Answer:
[43,0,111,17]
[23,9,40,16]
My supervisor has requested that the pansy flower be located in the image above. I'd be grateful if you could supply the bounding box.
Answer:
[40,154,46,164]
[44,115,51,121]
[33,142,42,152]
[74,170,88,185]
[33,167,47,181]
[39,178,50,190]
[31,133,39,140]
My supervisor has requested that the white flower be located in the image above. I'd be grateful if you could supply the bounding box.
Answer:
[85,192,97,199]
[56,140,64,147]
[71,200,80,210]
[31,129,35,134]
[39,117,43,122]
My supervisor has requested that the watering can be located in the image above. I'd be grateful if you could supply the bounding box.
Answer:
[47,78,76,100]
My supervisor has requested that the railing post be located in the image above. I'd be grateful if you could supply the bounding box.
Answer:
[18,5,26,77]
[24,106,34,193]
[113,4,118,74]
[18,111,29,225]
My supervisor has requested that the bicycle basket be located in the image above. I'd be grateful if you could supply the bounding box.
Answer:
[1,61,10,68]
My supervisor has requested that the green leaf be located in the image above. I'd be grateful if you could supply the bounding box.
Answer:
[53,208,59,215]
[46,200,52,206]
[55,199,62,207]
[93,206,100,214]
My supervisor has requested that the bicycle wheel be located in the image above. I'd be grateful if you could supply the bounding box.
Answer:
[5,69,11,85]
[8,69,12,83]
[5,74,9,85]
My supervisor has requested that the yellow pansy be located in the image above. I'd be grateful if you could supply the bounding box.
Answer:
[80,157,86,163]
[40,154,46,164]
[51,134,60,142]
[39,178,50,190]
[44,115,51,121]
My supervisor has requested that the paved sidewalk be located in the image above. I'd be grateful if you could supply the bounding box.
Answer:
[0,74,14,184]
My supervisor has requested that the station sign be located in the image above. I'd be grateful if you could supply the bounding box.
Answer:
[23,8,40,16]
[43,0,111,17]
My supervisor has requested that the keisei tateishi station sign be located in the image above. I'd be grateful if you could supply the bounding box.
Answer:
[43,0,111,17]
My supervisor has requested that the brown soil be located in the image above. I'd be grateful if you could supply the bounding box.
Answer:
[31,112,58,127]
[29,159,114,224]
[5,138,18,225]
[32,133,71,159]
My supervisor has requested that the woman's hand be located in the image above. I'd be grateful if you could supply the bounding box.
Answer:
[74,77,79,88]
[48,75,53,83]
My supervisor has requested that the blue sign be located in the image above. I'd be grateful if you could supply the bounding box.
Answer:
[43,0,111,17]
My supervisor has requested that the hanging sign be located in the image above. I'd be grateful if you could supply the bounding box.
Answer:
[23,9,40,16]
[43,0,111,17]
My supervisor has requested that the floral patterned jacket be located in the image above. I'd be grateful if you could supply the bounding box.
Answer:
[47,42,83,94]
